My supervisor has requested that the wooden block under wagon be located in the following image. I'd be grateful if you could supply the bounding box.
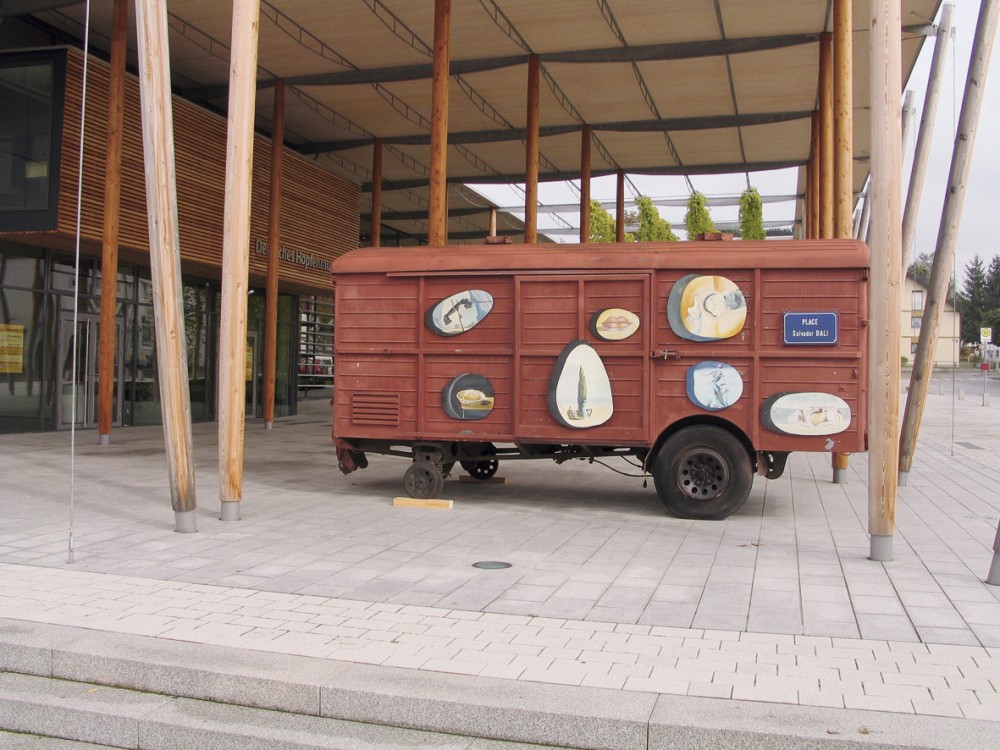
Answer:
[392,497,453,509]
[457,476,508,484]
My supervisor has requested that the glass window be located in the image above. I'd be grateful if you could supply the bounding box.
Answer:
[0,287,54,432]
[911,289,924,311]
[912,316,922,330]
[0,51,64,230]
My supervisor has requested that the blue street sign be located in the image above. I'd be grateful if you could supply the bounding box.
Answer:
[783,312,838,345]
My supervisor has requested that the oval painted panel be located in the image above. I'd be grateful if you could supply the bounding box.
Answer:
[667,274,747,342]
[441,373,495,421]
[590,308,641,341]
[425,290,494,336]
[547,340,613,429]
[686,361,743,411]
[762,392,852,436]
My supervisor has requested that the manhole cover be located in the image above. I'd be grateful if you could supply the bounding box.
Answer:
[472,561,512,569]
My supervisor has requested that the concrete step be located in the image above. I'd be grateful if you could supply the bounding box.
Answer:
[3,618,1000,750]
[0,731,117,749]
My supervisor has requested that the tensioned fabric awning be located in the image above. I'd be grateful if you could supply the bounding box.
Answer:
[12,0,941,243]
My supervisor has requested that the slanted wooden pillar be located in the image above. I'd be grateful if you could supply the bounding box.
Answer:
[428,0,451,246]
[868,0,903,562]
[488,207,497,237]
[217,0,261,522]
[615,169,625,242]
[370,138,383,247]
[97,0,128,447]
[819,33,834,240]
[524,54,540,243]
[134,0,197,532]
[832,0,853,484]
[579,125,591,243]
[808,113,820,239]
[263,79,284,430]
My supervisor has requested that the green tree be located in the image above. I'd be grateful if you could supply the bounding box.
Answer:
[960,254,988,344]
[684,191,716,237]
[588,199,617,243]
[985,255,1000,311]
[738,187,766,240]
[633,195,678,242]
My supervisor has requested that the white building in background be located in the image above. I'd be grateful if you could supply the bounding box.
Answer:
[902,274,961,366]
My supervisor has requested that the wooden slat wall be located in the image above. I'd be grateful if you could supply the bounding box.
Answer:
[57,48,359,295]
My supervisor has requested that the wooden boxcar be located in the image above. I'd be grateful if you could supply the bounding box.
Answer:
[331,238,869,519]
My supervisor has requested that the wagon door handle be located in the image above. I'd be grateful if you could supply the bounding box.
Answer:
[651,349,681,360]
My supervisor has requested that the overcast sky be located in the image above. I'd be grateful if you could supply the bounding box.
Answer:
[474,2,998,280]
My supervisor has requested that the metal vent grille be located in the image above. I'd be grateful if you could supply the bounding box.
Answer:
[351,392,400,426]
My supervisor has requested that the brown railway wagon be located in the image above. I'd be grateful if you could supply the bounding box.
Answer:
[331,238,869,519]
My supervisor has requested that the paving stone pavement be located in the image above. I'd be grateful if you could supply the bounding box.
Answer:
[1,379,1000,725]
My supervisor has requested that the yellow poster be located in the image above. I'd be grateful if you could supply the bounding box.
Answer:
[245,344,253,381]
[0,324,24,374]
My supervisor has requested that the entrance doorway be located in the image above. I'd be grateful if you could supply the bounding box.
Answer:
[57,314,123,429]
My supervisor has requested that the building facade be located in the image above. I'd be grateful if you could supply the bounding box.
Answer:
[901,274,960,366]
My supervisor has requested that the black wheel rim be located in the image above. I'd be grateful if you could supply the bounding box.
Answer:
[470,459,498,480]
[405,465,441,498]
[676,447,730,502]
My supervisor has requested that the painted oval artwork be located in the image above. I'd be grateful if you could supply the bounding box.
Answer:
[590,308,641,341]
[441,373,495,420]
[686,361,743,411]
[547,340,613,429]
[425,290,494,336]
[667,274,747,342]
[762,392,852,436]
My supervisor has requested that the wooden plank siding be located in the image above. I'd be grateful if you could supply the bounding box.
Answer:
[55,47,358,295]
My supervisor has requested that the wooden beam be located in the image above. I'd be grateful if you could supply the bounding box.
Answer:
[97,0,127,445]
[134,0,197,533]
[580,124,591,243]
[819,32,834,240]
[900,0,999,484]
[488,207,497,237]
[263,78,284,429]
[867,0,903,562]
[427,0,451,246]
[615,169,625,242]
[370,138,383,247]
[524,54,540,244]
[217,0,261,522]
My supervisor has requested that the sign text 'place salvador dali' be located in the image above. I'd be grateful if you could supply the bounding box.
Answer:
[761,392,851,436]
[686,362,744,411]
[667,274,747,342]
[425,290,494,336]
[441,373,495,420]
[548,341,614,429]
[590,308,641,341]
[783,312,838,345]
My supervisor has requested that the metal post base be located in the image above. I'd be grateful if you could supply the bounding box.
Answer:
[870,534,893,562]
[98,433,110,447]
[174,509,197,533]
[984,394,991,407]
[832,468,847,484]
[987,554,1000,586]
[220,501,241,522]
[265,421,274,431]
[898,470,909,487]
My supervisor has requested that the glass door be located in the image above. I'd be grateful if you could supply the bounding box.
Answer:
[57,314,123,429]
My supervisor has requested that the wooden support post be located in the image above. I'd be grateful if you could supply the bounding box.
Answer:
[218,0,261,522]
[901,5,954,274]
[832,0,853,483]
[615,169,625,243]
[263,79,284,430]
[428,0,451,247]
[370,138,383,247]
[809,113,820,239]
[524,54,540,244]
[488,207,497,237]
[579,124,591,243]
[819,33,834,240]
[97,0,128,446]
[901,0,999,488]
[868,0,903,562]
[134,0,197,533]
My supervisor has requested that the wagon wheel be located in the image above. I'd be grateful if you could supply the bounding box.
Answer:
[404,462,444,499]
[460,444,498,480]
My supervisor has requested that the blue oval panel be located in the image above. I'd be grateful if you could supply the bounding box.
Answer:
[442,373,495,420]
[761,392,852,436]
[667,274,747,342]
[425,290,494,336]
[686,362,743,411]
[547,340,613,429]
